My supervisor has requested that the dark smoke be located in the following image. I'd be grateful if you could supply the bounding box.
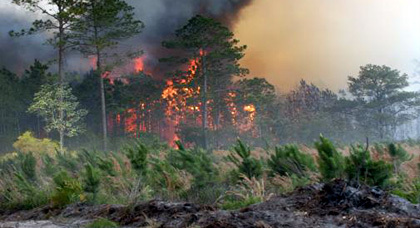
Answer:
[0,0,252,75]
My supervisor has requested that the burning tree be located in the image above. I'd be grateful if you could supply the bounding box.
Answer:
[162,15,249,149]
[71,0,144,151]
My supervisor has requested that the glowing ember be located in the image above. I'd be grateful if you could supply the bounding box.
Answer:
[244,104,256,113]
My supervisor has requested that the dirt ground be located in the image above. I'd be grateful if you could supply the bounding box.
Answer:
[1,179,419,228]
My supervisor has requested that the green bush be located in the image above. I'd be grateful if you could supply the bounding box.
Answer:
[13,131,59,156]
[148,158,190,199]
[125,141,149,175]
[388,143,412,174]
[86,218,119,228]
[0,171,49,210]
[315,136,344,181]
[56,150,79,172]
[228,140,263,179]
[267,145,316,177]
[345,145,393,187]
[82,163,101,203]
[51,171,83,207]
[168,141,219,189]
[392,179,420,204]
[16,152,37,181]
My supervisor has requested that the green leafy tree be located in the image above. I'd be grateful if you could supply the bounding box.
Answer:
[348,65,420,139]
[71,0,144,150]
[28,83,88,151]
[315,136,345,181]
[162,15,248,149]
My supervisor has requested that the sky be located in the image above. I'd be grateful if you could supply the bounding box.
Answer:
[235,0,420,91]
[1,0,420,92]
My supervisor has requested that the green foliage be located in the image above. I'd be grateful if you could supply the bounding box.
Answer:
[221,196,262,210]
[388,143,413,174]
[41,154,57,176]
[148,158,191,199]
[267,145,316,177]
[72,0,144,59]
[16,152,37,181]
[0,171,49,210]
[315,136,344,181]
[228,140,263,179]
[13,131,59,156]
[86,218,119,228]
[125,141,149,175]
[168,141,218,189]
[345,145,393,187]
[82,163,101,203]
[392,180,420,204]
[348,64,420,139]
[51,171,83,207]
[56,150,79,172]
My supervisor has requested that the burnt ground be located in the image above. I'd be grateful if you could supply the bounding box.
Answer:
[1,180,420,228]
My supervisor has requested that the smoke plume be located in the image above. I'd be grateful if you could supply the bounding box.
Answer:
[0,0,253,75]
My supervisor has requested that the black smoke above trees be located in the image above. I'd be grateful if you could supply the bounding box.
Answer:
[0,0,253,74]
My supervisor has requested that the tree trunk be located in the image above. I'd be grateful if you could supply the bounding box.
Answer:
[97,49,108,151]
[58,16,65,153]
[201,55,208,150]
[59,130,64,152]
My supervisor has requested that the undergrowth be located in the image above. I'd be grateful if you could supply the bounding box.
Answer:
[0,132,419,212]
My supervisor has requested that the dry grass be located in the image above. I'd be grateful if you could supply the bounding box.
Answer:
[226,174,273,202]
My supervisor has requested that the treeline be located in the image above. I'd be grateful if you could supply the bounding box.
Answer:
[1,60,419,152]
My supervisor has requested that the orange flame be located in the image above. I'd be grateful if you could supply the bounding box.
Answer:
[134,57,144,73]
[89,55,97,70]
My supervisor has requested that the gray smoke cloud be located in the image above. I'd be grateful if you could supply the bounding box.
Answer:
[0,0,252,75]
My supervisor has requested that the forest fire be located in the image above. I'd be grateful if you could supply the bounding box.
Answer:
[95,49,257,146]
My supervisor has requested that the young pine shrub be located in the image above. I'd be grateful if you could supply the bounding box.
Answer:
[345,145,393,188]
[228,140,263,179]
[388,143,413,175]
[41,154,58,176]
[125,141,149,175]
[0,171,49,210]
[56,150,79,172]
[16,152,37,182]
[315,136,345,181]
[51,171,84,208]
[267,145,317,178]
[169,141,219,189]
[82,163,101,204]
